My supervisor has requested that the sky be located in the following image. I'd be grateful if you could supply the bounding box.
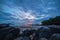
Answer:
[0,0,60,26]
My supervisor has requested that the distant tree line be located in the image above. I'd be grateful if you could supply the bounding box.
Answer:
[42,16,60,25]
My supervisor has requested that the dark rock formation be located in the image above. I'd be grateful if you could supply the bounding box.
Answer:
[50,34,60,40]
[0,24,20,40]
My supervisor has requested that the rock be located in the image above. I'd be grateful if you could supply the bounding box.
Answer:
[15,36,31,40]
[39,27,52,38]
[0,25,20,40]
[35,27,52,40]
[22,36,31,40]
[50,34,60,40]
[39,38,48,40]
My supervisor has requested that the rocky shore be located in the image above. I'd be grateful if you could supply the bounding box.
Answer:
[0,24,60,40]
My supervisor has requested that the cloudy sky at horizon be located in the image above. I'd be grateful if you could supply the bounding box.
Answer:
[0,0,60,26]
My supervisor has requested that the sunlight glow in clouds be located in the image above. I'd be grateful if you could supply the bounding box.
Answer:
[2,5,48,20]
[23,12,35,19]
[2,4,49,26]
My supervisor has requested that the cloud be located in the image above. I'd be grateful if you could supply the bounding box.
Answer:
[2,4,49,20]
[0,0,60,26]
[1,4,50,26]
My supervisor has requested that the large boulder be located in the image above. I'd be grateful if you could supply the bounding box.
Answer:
[35,27,52,40]
[49,26,60,34]
[50,34,60,40]
[22,29,36,37]
[0,24,20,40]
[39,27,52,38]
[21,36,31,40]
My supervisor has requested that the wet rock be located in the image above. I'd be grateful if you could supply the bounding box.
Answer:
[0,25,20,40]
[35,27,52,40]
[50,34,60,40]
